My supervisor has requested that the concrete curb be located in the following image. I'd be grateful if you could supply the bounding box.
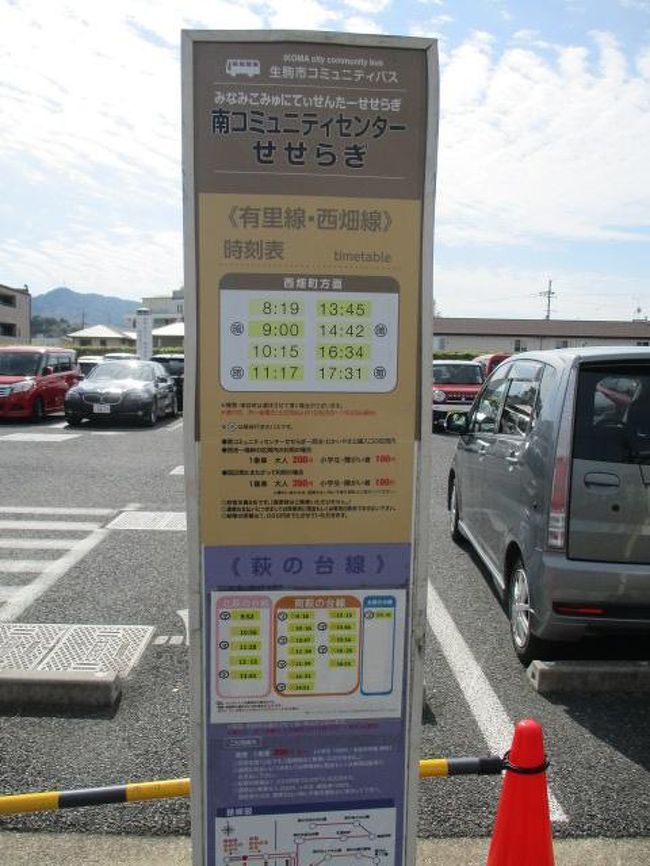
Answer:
[2,833,650,866]
[0,669,122,708]
[527,660,650,693]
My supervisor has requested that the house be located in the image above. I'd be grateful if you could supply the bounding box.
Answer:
[66,324,136,353]
[152,321,184,349]
[432,317,650,354]
[0,283,31,345]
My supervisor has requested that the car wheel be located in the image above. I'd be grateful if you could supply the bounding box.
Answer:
[144,400,158,427]
[66,415,83,427]
[508,558,546,666]
[449,477,463,543]
[32,397,45,422]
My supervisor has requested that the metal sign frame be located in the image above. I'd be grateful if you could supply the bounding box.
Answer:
[182,30,438,866]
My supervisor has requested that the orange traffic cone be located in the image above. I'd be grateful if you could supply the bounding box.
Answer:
[486,718,554,866]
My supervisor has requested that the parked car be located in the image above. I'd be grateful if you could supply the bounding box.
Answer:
[474,352,511,378]
[64,360,177,426]
[432,359,484,430]
[446,347,650,664]
[77,355,104,377]
[150,354,184,413]
[103,352,139,361]
[0,346,81,420]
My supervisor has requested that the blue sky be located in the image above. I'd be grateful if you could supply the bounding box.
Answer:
[1,0,649,320]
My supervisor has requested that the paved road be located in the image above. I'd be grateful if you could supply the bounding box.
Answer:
[0,417,648,843]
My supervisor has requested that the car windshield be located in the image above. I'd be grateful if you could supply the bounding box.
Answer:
[87,362,154,382]
[433,363,483,385]
[0,352,41,376]
[155,359,183,375]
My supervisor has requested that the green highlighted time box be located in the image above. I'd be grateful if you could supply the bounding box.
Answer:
[220,281,399,393]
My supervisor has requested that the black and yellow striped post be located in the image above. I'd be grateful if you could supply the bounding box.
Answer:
[419,757,504,777]
[0,778,190,816]
[0,756,504,816]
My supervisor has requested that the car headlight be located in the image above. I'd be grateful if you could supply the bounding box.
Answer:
[11,379,35,393]
[123,388,147,402]
[432,389,447,403]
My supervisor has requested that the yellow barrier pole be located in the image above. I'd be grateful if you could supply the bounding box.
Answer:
[0,756,505,816]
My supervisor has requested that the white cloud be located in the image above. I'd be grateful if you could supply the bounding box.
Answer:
[341,15,383,34]
[1,226,182,300]
[437,31,650,245]
[1,1,650,308]
[342,0,392,13]
[261,0,340,29]
[434,263,650,320]
[619,0,650,11]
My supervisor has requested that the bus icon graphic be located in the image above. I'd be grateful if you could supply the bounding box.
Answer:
[226,58,261,78]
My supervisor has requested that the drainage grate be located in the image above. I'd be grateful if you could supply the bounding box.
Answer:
[0,623,153,676]
[106,511,187,531]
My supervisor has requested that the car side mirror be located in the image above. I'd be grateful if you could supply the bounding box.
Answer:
[42,366,54,376]
[156,375,167,383]
[446,412,469,434]
[77,373,85,380]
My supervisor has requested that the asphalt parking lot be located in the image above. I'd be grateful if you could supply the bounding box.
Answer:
[0,417,648,855]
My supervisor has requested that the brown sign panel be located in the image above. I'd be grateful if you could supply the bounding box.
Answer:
[183,30,438,866]
[193,41,427,199]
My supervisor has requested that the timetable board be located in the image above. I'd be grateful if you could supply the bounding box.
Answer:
[220,282,399,392]
[210,589,405,722]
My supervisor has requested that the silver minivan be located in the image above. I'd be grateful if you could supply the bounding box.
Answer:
[447,346,650,663]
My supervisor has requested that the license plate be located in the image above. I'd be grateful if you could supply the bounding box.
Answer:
[93,403,111,414]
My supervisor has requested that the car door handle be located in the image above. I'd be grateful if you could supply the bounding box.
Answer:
[584,472,620,489]
[505,450,520,464]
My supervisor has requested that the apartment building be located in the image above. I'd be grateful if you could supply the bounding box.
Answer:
[0,283,31,345]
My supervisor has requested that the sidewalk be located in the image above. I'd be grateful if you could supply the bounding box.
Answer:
[1,833,650,865]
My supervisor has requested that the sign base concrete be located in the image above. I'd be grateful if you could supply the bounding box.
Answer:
[527,660,650,693]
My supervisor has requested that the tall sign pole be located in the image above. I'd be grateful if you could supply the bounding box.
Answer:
[135,306,153,360]
[182,31,438,866]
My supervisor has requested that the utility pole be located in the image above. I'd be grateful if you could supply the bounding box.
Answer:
[539,279,555,319]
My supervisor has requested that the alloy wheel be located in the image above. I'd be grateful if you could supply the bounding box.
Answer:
[510,564,532,650]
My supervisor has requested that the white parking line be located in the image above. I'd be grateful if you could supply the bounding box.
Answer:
[0,433,81,442]
[0,507,115,516]
[170,465,184,475]
[0,520,101,532]
[0,529,109,622]
[106,511,187,531]
[426,582,568,823]
[0,560,48,573]
[0,539,75,550]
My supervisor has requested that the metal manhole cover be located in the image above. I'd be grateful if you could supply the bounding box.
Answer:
[0,624,154,676]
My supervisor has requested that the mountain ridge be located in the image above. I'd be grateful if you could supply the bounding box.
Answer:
[32,287,139,328]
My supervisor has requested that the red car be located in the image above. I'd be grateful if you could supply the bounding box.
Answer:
[432,359,484,430]
[474,352,511,377]
[0,346,81,420]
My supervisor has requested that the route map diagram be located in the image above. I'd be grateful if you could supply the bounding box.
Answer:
[216,806,396,866]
